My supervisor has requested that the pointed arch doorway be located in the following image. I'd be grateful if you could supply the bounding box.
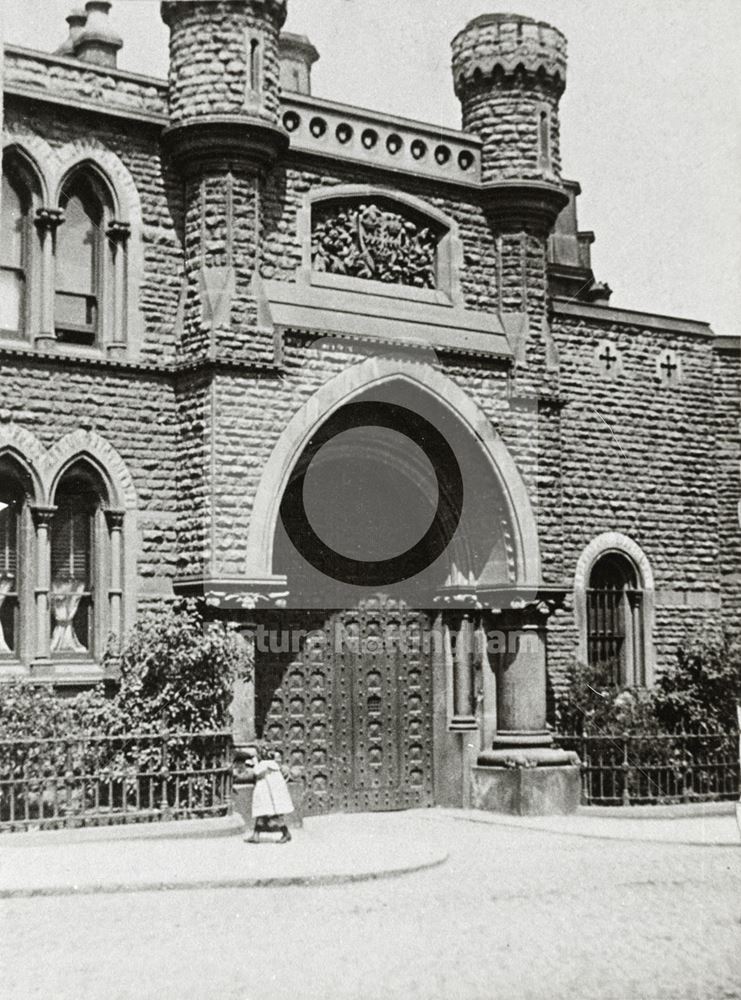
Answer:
[249,358,541,815]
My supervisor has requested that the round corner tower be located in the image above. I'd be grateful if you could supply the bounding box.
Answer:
[160,0,289,364]
[452,13,569,322]
[452,13,567,185]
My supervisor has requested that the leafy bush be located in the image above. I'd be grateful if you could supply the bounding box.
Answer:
[651,631,741,733]
[553,660,661,735]
[0,600,251,739]
[554,629,741,736]
[108,600,251,732]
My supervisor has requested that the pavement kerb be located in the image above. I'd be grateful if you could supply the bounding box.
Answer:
[444,808,741,848]
[0,851,449,900]
[0,813,246,848]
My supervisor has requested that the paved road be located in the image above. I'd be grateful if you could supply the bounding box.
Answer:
[1,811,739,1000]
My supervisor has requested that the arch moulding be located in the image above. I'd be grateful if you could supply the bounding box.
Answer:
[573,530,656,682]
[244,356,541,588]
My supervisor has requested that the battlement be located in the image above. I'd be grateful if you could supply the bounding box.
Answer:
[452,13,566,97]
[160,0,287,30]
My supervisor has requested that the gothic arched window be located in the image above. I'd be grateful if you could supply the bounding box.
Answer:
[587,552,645,686]
[0,458,33,658]
[50,464,108,656]
[0,165,31,334]
[55,173,111,346]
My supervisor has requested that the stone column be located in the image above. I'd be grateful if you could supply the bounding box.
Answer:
[105,509,125,645]
[231,624,257,748]
[106,221,130,358]
[30,506,55,668]
[479,603,576,767]
[451,612,476,728]
[494,617,549,746]
[34,208,64,350]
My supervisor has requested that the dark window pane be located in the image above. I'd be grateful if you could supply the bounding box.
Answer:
[587,552,641,684]
[56,193,97,296]
[1,173,25,270]
[0,486,20,655]
[50,475,98,656]
[1,172,27,332]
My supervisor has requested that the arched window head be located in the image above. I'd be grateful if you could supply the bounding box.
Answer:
[0,163,32,334]
[587,552,645,686]
[0,457,32,657]
[50,462,108,656]
[55,172,111,346]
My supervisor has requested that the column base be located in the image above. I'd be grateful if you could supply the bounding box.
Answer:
[34,334,57,352]
[491,729,553,749]
[449,715,478,731]
[471,763,582,816]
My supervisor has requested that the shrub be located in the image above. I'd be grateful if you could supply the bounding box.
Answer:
[0,601,251,739]
[555,629,741,736]
[651,630,741,733]
[107,600,251,732]
[553,660,660,735]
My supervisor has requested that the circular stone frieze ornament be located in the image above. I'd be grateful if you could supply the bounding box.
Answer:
[279,400,464,587]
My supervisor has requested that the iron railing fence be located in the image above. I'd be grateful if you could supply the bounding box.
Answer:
[556,732,740,806]
[0,730,233,832]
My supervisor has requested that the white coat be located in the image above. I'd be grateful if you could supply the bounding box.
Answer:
[251,759,295,818]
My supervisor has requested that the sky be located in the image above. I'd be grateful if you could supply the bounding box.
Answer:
[3,0,740,337]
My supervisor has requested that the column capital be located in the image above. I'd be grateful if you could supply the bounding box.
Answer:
[34,207,65,233]
[31,505,56,528]
[105,508,126,530]
[106,220,131,244]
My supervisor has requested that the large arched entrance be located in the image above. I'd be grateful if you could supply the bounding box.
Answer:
[249,358,541,814]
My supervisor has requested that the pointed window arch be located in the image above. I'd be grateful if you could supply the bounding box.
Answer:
[0,456,35,659]
[55,171,112,346]
[0,159,34,334]
[50,461,109,656]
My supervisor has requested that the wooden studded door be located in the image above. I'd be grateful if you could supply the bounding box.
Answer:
[255,598,435,815]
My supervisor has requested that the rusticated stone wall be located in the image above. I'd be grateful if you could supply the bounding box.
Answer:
[715,344,741,629]
[163,0,284,124]
[0,358,178,593]
[547,317,723,692]
[459,82,562,183]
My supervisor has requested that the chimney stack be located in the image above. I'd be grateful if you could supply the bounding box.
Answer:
[74,1,122,67]
[279,32,319,95]
[55,8,87,58]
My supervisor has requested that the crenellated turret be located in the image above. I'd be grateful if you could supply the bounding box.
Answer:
[160,0,289,363]
[452,13,569,329]
[452,13,566,184]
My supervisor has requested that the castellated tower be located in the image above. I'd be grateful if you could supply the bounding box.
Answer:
[161,0,288,362]
[452,14,568,326]
[160,0,288,585]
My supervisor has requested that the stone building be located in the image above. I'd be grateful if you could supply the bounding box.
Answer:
[0,1,738,813]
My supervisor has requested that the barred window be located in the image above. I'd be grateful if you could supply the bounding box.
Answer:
[587,552,645,686]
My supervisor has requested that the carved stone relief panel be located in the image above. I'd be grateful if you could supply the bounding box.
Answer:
[311,200,440,289]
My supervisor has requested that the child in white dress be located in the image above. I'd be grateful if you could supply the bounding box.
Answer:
[244,745,294,844]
